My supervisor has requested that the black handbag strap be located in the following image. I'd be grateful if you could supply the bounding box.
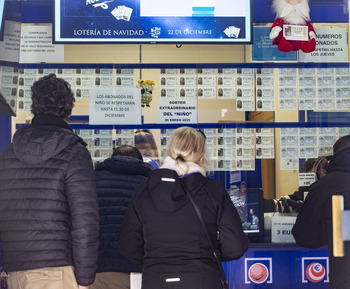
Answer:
[180,180,229,289]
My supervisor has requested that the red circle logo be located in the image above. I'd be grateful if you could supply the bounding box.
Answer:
[306,262,325,283]
[248,263,269,284]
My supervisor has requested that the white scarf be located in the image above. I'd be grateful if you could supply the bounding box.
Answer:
[161,156,206,177]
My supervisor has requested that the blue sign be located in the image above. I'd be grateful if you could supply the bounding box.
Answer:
[251,27,297,62]
[54,0,252,43]
[223,246,330,288]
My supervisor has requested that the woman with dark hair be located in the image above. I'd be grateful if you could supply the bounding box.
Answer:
[264,156,331,213]
[119,127,248,289]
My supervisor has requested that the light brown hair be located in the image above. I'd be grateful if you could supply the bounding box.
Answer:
[166,127,207,176]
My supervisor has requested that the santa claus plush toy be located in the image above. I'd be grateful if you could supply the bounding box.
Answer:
[270,0,316,53]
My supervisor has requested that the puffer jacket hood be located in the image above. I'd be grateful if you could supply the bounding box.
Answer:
[146,169,192,213]
[95,155,151,176]
[12,126,85,165]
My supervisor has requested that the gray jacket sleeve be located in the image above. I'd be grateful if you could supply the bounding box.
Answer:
[65,146,99,286]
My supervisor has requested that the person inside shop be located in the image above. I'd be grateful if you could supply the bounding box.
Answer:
[119,127,248,289]
[134,129,160,164]
[292,135,350,289]
[0,73,99,289]
[90,145,152,289]
[249,208,259,230]
[264,156,331,213]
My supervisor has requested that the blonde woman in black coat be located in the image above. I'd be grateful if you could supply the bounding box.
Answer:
[119,127,248,289]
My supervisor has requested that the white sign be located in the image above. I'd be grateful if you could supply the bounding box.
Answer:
[299,28,348,62]
[0,21,21,62]
[271,215,297,243]
[343,210,350,241]
[20,24,64,63]
[230,171,242,184]
[298,173,316,187]
[89,88,141,125]
[157,98,197,123]
[283,24,308,41]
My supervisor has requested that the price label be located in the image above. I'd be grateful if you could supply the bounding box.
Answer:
[298,173,316,187]
[271,215,297,243]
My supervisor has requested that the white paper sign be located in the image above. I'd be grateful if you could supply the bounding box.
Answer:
[0,21,21,62]
[89,88,141,125]
[283,24,308,41]
[299,28,348,62]
[271,215,297,243]
[20,24,64,63]
[157,99,197,123]
[342,210,350,241]
[298,173,316,187]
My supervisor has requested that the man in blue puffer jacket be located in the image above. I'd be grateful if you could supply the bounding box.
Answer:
[90,145,152,289]
[0,74,99,289]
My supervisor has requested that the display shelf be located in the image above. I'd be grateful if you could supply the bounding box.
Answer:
[8,62,349,69]
[16,121,350,130]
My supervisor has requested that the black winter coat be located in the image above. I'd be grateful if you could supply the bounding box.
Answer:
[0,115,99,286]
[292,147,350,289]
[119,169,248,289]
[95,155,151,273]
